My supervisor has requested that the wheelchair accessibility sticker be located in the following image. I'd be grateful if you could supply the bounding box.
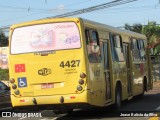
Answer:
[18,77,27,87]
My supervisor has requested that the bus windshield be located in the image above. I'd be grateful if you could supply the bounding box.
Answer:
[11,22,81,54]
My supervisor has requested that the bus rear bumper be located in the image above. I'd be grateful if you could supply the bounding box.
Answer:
[11,90,91,109]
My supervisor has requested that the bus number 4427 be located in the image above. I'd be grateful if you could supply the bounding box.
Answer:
[60,60,80,68]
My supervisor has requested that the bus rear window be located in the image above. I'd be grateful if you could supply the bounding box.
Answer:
[11,22,81,54]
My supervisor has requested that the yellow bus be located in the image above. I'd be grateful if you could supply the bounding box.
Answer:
[9,17,152,113]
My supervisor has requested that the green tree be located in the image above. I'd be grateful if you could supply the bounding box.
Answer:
[142,21,160,56]
[0,32,9,81]
[0,32,8,47]
[0,68,9,80]
[124,23,132,31]
[124,21,160,56]
[124,23,143,33]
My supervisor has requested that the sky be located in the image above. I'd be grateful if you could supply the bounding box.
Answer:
[0,0,160,30]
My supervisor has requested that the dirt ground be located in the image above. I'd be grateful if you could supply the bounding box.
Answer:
[153,80,160,87]
[147,80,160,95]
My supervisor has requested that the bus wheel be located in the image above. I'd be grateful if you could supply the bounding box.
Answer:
[144,78,148,92]
[139,78,147,98]
[115,84,122,109]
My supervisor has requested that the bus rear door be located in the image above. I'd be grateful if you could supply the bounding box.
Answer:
[101,41,112,102]
[123,43,133,98]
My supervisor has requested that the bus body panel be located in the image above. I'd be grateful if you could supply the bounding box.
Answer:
[9,49,86,96]
[88,63,106,106]
[11,90,90,107]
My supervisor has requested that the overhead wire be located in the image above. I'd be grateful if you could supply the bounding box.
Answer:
[0,0,92,12]
[0,0,95,30]
[0,5,46,11]
[47,0,139,18]
[0,0,94,22]
[0,0,146,29]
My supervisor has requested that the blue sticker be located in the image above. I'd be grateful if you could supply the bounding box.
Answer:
[18,77,27,88]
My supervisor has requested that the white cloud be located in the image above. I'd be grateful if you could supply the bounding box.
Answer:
[58,4,65,11]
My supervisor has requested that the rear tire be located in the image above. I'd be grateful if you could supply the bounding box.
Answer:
[115,84,122,109]
[144,78,148,92]
[140,79,147,97]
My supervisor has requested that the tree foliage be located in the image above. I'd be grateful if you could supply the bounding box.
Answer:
[0,68,9,80]
[125,23,142,33]
[0,32,8,47]
[142,21,160,55]
[0,32,9,80]
[124,21,160,56]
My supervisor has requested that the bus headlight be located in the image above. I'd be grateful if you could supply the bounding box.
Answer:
[14,89,20,95]
[12,84,17,89]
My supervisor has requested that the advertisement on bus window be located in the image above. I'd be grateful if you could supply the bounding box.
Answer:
[11,22,81,54]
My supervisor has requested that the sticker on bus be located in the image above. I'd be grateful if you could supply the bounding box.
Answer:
[41,83,54,89]
[15,64,26,73]
[18,77,27,87]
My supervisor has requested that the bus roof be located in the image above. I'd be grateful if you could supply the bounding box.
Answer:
[10,17,146,40]
[82,18,147,40]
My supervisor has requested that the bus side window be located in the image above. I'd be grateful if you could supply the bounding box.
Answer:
[91,31,99,45]
[86,30,101,63]
[138,39,146,61]
[109,33,115,61]
[85,29,90,45]
[131,38,138,49]
[112,35,124,62]
[131,38,140,61]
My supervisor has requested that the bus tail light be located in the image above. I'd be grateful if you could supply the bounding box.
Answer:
[20,99,25,102]
[10,78,15,83]
[80,72,86,79]
[77,85,83,91]
[14,89,20,95]
[79,79,84,85]
[70,96,76,99]
[12,84,17,89]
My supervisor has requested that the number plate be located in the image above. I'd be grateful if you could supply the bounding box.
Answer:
[41,83,54,89]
